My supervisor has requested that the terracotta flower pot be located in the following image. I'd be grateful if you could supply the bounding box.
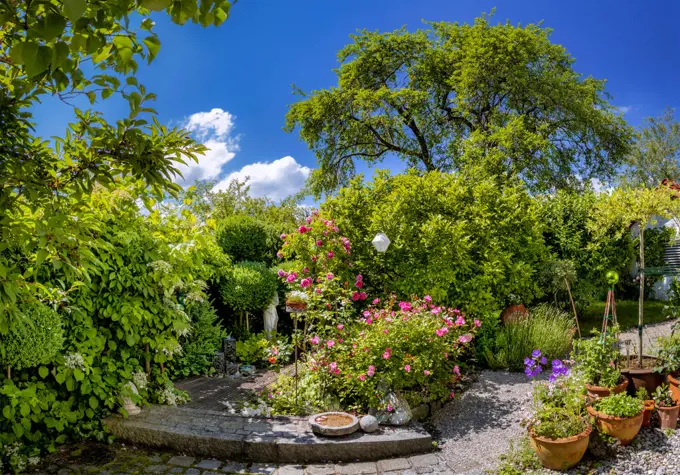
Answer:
[585,380,628,400]
[657,404,680,430]
[667,373,680,404]
[642,400,655,427]
[500,304,528,324]
[528,422,591,471]
[285,300,307,311]
[620,356,665,394]
[586,405,643,446]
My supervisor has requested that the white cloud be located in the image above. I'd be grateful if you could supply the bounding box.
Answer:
[174,108,239,185]
[214,156,311,201]
[617,105,633,114]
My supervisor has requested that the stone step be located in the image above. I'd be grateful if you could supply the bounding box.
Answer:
[103,406,433,463]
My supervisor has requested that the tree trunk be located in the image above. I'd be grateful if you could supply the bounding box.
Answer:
[564,278,581,338]
[638,227,645,366]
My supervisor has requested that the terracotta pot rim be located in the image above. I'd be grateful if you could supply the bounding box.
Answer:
[587,405,643,421]
[656,404,680,411]
[585,379,627,392]
[668,373,680,385]
[644,400,655,410]
[528,420,592,444]
[620,356,662,375]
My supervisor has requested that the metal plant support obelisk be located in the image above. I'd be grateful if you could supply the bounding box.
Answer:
[286,303,306,407]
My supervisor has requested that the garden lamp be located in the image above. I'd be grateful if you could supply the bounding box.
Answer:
[372,232,391,253]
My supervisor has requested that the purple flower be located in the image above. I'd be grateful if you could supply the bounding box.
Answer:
[524,357,532,366]
[531,349,542,358]
[539,356,547,365]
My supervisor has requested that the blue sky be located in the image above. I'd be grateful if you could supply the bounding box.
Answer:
[33,0,680,201]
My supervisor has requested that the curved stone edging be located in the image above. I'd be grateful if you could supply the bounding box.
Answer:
[103,406,433,463]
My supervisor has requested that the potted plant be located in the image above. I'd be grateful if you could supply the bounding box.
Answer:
[500,293,528,324]
[573,329,627,399]
[285,290,308,311]
[654,327,680,402]
[523,359,591,471]
[587,392,644,446]
[653,383,680,430]
[636,387,655,428]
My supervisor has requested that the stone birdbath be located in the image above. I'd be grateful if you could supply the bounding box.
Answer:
[309,412,359,437]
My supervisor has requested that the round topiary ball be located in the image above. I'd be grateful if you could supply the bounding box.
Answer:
[0,302,65,370]
[216,216,273,263]
[220,261,278,313]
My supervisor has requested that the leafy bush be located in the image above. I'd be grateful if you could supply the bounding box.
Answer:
[0,303,64,371]
[322,171,549,314]
[216,215,274,263]
[220,261,278,315]
[653,384,675,408]
[593,393,643,418]
[572,329,621,387]
[236,334,269,365]
[167,301,227,378]
[480,304,574,370]
[655,327,680,375]
[293,296,478,411]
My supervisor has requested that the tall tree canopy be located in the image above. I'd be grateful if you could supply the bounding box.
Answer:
[621,107,680,188]
[0,0,232,330]
[286,13,633,197]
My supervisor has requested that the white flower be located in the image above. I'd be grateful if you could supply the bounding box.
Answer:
[132,371,148,390]
[64,353,86,370]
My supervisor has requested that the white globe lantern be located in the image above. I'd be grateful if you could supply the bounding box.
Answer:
[371,232,391,253]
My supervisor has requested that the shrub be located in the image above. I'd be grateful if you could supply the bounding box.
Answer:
[322,171,548,314]
[220,261,278,316]
[298,296,479,411]
[216,215,273,263]
[572,328,621,387]
[167,301,227,378]
[0,302,64,371]
[236,334,269,365]
[480,304,574,370]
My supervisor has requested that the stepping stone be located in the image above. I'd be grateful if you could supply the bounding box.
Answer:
[377,459,411,473]
[278,465,305,475]
[408,454,440,468]
[250,463,278,475]
[185,469,200,475]
[305,465,335,475]
[168,456,196,467]
[196,460,222,470]
[334,462,377,475]
[221,462,247,474]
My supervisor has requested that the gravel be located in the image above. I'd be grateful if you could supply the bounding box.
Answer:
[432,370,533,473]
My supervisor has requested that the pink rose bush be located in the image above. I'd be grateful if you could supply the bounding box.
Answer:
[299,296,478,409]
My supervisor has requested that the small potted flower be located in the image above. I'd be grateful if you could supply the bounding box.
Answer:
[653,383,680,430]
[523,356,591,471]
[636,387,655,427]
[587,392,644,446]
[573,329,627,399]
[285,290,308,312]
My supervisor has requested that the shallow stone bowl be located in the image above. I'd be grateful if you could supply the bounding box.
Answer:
[309,412,360,437]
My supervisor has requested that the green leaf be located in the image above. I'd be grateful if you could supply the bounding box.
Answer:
[213,6,228,26]
[51,42,69,71]
[92,44,113,64]
[126,76,138,86]
[13,42,53,77]
[89,396,99,410]
[143,36,161,63]
[39,366,49,379]
[141,0,173,11]
[86,91,97,104]
[33,14,66,41]
[55,372,66,384]
[63,0,87,22]
[73,368,84,381]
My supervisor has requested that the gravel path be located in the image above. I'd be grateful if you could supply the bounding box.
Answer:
[432,370,532,474]
[618,317,678,354]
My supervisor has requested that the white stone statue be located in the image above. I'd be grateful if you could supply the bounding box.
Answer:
[263,291,279,339]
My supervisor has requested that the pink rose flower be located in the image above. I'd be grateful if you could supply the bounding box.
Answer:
[355,281,364,288]
[286,274,297,283]
[329,362,337,372]
[359,292,367,300]
[474,319,481,328]
[300,277,312,288]
[453,365,461,375]
[449,392,455,399]
[383,329,389,334]
[399,301,412,312]
[311,256,317,262]
[315,288,322,294]
[424,295,432,303]
[431,307,441,315]
[306,216,313,224]
[327,340,336,348]
[355,274,363,282]
[327,251,334,258]
[337,324,344,330]
[277,251,284,259]
[277,269,287,278]
[435,327,449,337]
[459,334,472,344]
[366,318,373,325]
[298,225,308,233]
[311,335,320,345]
[352,292,360,301]
[363,310,371,317]
[303,267,309,273]
[316,240,323,247]
[367,365,375,377]
[372,298,380,305]
[359,374,366,381]
[455,315,466,325]
[280,233,286,240]
[404,365,411,372]
[326,273,334,280]
[424,370,431,376]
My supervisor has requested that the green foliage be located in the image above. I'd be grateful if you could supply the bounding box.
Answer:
[235,334,269,365]
[572,329,621,387]
[653,383,675,408]
[480,304,574,370]
[216,215,274,263]
[621,107,680,188]
[220,262,278,314]
[593,392,644,418]
[286,13,633,197]
[167,301,227,378]
[266,366,330,416]
[322,171,548,314]
[0,303,64,371]
[655,327,680,375]
[496,437,542,475]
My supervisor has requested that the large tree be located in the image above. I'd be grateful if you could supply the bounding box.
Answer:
[0,0,232,330]
[286,13,633,196]
[621,107,680,188]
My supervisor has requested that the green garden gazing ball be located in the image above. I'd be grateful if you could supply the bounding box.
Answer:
[605,270,619,285]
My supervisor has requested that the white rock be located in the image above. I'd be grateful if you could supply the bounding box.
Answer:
[360,415,379,433]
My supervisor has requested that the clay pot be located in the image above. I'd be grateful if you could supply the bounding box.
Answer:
[667,373,680,403]
[585,379,628,400]
[528,422,591,471]
[642,400,655,427]
[657,404,680,430]
[285,300,307,311]
[586,405,643,446]
[620,356,665,394]
[500,304,528,324]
